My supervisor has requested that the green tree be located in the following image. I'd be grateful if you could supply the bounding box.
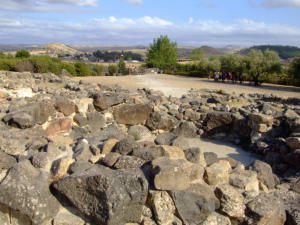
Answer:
[118,57,126,75]
[108,64,118,75]
[289,57,300,84]
[146,35,178,70]
[188,48,205,61]
[15,50,30,58]
[74,62,91,76]
[245,49,281,85]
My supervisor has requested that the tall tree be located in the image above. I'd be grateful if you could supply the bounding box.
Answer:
[245,49,281,85]
[146,35,178,70]
[289,57,300,84]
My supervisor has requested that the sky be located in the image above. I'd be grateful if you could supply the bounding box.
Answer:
[0,0,300,47]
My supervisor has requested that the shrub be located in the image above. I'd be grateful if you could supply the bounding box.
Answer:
[90,64,105,76]
[108,64,118,75]
[15,50,30,58]
[0,58,17,71]
[15,60,34,72]
[30,56,61,75]
[61,62,76,76]
[75,62,91,76]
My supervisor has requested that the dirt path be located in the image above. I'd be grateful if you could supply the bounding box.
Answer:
[75,74,300,98]
[74,74,299,165]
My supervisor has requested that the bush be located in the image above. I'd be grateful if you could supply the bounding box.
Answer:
[108,64,118,75]
[90,64,105,76]
[0,58,17,71]
[29,56,61,74]
[15,50,30,58]
[75,62,91,76]
[61,62,76,76]
[15,60,34,72]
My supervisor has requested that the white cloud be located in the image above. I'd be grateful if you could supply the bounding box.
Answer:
[0,15,300,47]
[47,0,98,7]
[123,0,143,5]
[250,0,300,8]
[0,0,97,12]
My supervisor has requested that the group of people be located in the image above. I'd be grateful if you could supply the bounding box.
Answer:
[211,71,244,84]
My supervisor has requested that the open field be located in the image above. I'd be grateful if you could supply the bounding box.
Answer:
[74,74,300,98]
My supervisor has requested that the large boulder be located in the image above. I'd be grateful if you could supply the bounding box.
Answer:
[173,121,197,138]
[113,136,138,155]
[93,92,125,111]
[55,97,75,116]
[113,104,152,125]
[149,191,177,225]
[229,170,259,192]
[0,151,17,169]
[52,165,148,225]
[202,112,233,136]
[151,157,204,191]
[155,132,177,145]
[246,192,286,225]
[214,184,245,219]
[128,125,153,142]
[205,161,231,185]
[0,160,60,225]
[170,183,220,225]
[184,147,207,167]
[146,112,178,131]
[248,160,276,189]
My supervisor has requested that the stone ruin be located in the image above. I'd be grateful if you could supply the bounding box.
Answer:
[0,71,299,225]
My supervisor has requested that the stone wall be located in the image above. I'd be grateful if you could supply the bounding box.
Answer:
[0,71,299,225]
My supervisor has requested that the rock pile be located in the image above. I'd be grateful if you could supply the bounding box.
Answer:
[0,71,299,225]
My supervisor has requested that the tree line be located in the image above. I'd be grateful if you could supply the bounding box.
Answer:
[146,35,300,86]
[93,50,143,62]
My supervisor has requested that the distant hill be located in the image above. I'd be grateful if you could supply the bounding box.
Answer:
[33,43,80,55]
[239,45,300,59]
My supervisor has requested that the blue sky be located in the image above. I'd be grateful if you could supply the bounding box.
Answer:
[0,0,300,46]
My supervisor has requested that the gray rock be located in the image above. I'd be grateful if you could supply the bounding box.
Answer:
[170,183,220,225]
[246,192,286,225]
[215,184,245,219]
[31,152,50,169]
[68,161,94,174]
[55,97,75,116]
[132,146,161,161]
[86,111,106,131]
[73,139,93,162]
[173,121,197,138]
[113,155,145,169]
[248,160,276,189]
[52,165,148,225]
[203,112,233,136]
[113,104,152,125]
[184,147,206,166]
[0,160,59,225]
[93,92,125,111]
[151,157,204,191]
[0,151,17,169]
[154,132,176,145]
[204,152,218,166]
[113,136,138,155]
[202,212,231,225]
[128,125,153,141]
[146,112,178,131]
[101,152,121,167]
